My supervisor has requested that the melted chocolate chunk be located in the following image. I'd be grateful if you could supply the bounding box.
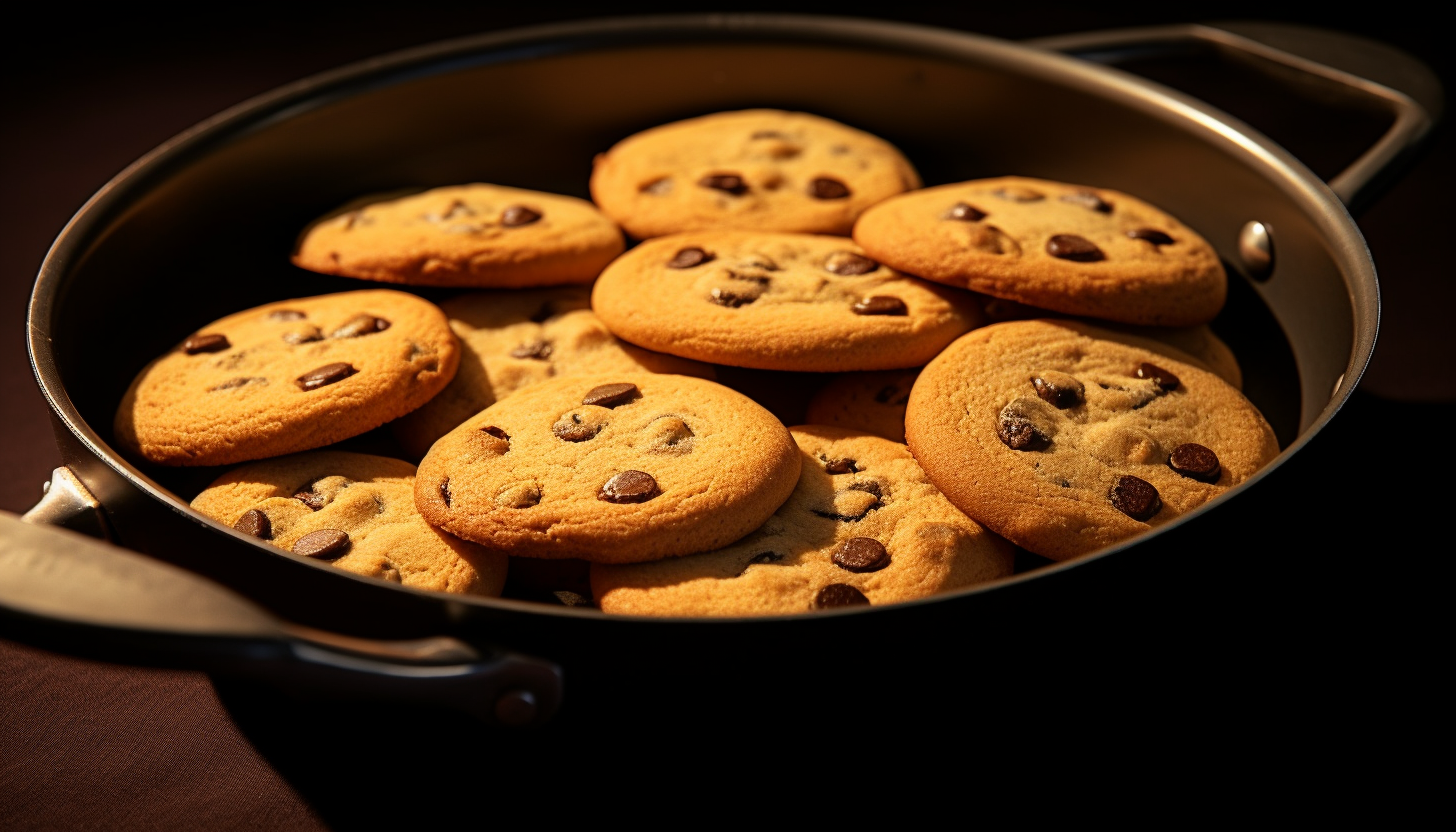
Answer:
[668,247,714,269]
[294,488,326,511]
[282,327,323,345]
[1135,362,1181,392]
[1031,374,1085,409]
[1110,475,1162,521]
[1128,228,1175,247]
[825,458,858,475]
[501,205,542,227]
[1046,235,1105,262]
[834,537,890,573]
[182,333,229,355]
[439,478,452,507]
[331,314,391,338]
[1169,443,1221,482]
[481,425,510,441]
[700,173,748,195]
[994,186,1044,202]
[814,584,870,609]
[997,413,1049,451]
[823,252,879,276]
[598,470,659,504]
[710,288,760,307]
[852,296,907,316]
[293,529,351,559]
[1060,190,1113,213]
[510,341,553,360]
[947,202,987,221]
[808,177,851,200]
[268,310,307,321]
[581,383,640,408]
[296,363,356,390]
[233,509,271,540]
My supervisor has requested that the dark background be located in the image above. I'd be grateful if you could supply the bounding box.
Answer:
[2,3,1449,826]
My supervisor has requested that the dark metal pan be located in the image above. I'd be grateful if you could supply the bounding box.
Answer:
[8,15,1440,724]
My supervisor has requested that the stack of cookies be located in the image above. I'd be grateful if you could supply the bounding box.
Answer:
[113,108,1278,616]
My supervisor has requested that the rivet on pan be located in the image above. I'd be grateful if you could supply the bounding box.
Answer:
[495,689,538,726]
[1239,221,1274,280]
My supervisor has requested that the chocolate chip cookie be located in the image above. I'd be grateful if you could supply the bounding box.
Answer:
[192,451,507,595]
[115,290,458,466]
[591,232,982,371]
[590,109,920,238]
[414,373,800,563]
[904,319,1279,560]
[292,183,625,287]
[853,176,1226,326]
[804,369,920,443]
[391,287,714,459]
[591,425,1015,616]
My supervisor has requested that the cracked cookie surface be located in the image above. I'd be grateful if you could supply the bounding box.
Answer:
[591,231,982,371]
[853,176,1226,326]
[293,183,624,287]
[392,287,713,459]
[591,426,1015,616]
[590,109,920,238]
[192,451,506,595]
[905,320,1278,560]
[415,373,800,563]
[114,289,458,466]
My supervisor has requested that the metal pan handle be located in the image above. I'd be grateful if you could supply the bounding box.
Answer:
[1028,21,1442,210]
[5,482,563,727]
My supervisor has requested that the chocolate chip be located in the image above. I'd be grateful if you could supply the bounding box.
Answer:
[268,310,306,321]
[847,481,883,498]
[814,584,870,609]
[481,425,510,441]
[1109,475,1162,520]
[1060,190,1113,213]
[710,288,759,307]
[330,314,391,338]
[553,418,601,442]
[1031,374,1085,408]
[997,413,1049,451]
[582,383,640,408]
[296,363,356,390]
[1046,235,1105,262]
[748,551,784,564]
[233,509,271,540]
[294,489,325,511]
[995,186,1044,202]
[834,537,890,573]
[501,205,542,227]
[947,202,987,221]
[668,247,714,269]
[852,296,907,316]
[1128,228,1175,246]
[293,529,351,559]
[700,173,747,195]
[1135,362,1181,392]
[823,252,879,276]
[182,333,229,354]
[440,478,452,507]
[727,271,770,285]
[825,458,858,474]
[282,327,323,345]
[599,470,659,504]
[808,177,850,199]
[510,341,553,360]
[1169,443,1221,482]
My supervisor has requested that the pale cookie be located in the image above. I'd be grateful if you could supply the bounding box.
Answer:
[115,290,458,467]
[590,109,920,238]
[293,184,625,287]
[905,319,1278,561]
[415,373,800,563]
[805,370,920,443]
[391,287,713,460]
[853,176,1226,326]
[591,232,982,371]
[591,426,1015,616]
[192,451,506,595]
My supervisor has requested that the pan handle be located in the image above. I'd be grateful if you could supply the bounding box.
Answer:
[1028,22,1442,210]
[4,499,563,727]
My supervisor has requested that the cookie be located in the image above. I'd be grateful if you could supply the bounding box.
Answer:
[591,232,983,372]
[853,176,1226,326]
[804,369,920,443]
[191,451,507,595]
[414,373,800,563]
[292,184,625,287]
[114,290,458,467]
[391,287,714,459]
[904,319,1279,560]
[591,426,1015,616]
[590,109,920,238]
